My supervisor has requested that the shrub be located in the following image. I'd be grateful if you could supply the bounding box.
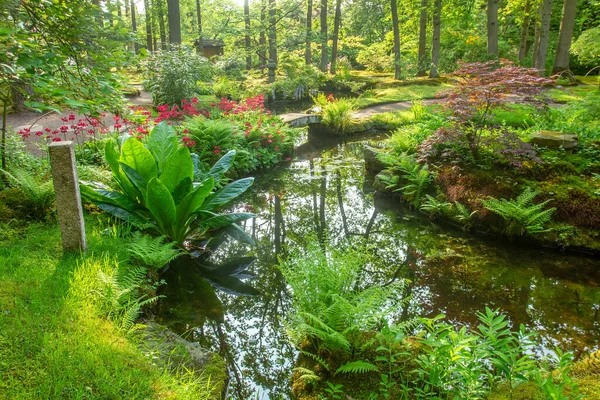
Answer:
[321,98,357,135]
[143,45,215,106]
[356,42,393,72]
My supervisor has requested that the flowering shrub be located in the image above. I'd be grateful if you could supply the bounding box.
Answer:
[186,94,297,175]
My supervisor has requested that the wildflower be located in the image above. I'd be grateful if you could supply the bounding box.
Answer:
[52,137,62,142]
[68,114,76,121]
[35,131,43,136]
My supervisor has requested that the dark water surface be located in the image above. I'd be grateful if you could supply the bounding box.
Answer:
[157,139,600,399]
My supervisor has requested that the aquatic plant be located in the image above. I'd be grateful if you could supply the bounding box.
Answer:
[481,187,555,236]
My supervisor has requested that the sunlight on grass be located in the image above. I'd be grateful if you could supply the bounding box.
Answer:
[0,221,219,399]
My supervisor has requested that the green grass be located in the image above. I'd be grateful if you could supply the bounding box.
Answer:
[548,84,598,103]
[0,219,219,399]
[487,104,537,128]
[354,85,450,109]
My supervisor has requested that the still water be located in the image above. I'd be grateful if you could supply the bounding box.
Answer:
[157,138,600,399]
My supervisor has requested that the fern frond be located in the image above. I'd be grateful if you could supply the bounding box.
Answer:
[334,360,379,375]
[128,233,184,269]
[300,350,331,372]
[293,367,321,383]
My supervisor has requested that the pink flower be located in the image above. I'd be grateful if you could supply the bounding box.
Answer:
[214,149,221,154]
[52,137,62,142]
[68,114,76,121]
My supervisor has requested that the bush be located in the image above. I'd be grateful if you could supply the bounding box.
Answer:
[321,98,357,135]
[356,42,393,72]
[143,45,215,106]
[271,53,326,99]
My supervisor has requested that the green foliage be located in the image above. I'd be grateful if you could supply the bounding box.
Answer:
[96,263,160,334]
[534,348,583,400]
[186,117,238,165]
[323,381,345,399]
[127,233,183,270]
[420,195,452,218]
[81,122,254,246]
[321,98,358,135]
[143,46,215,106]
[1,167,54,220]
[278,241,405,368]
[453,201,478,229]
[356,42,393,72]
[271,53,326,99]
[481,187,556,236]
[390,155,432,208]
[571,27,600,67]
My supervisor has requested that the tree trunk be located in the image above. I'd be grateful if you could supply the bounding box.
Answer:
[196,0,204,54]
[130,0,137,53]
[330,0,342,74]
[268,0,277,63]
[125,0,129,17]
[320,0,328,72]
[244,0,251,69]
[155,0,167,49]
[166,0,181,44]
[391,0,401,80]
[305,0,313,65]
[417,0,428,76]
[144,0,153,51]
[518,0,532,63]
[553,0,578,74]
[487,0,499,57]
[259,0,267,68]
[533,0,552,71]
[429,0,441,78]
[117,0,122,18]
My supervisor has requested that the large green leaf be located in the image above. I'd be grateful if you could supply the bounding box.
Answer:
[174,177,214,241]
[103,141,141,202]
[145,178,176,237]
[224,223,256,245]
[207,150,236,183]
[95,203,150,227]
[120,162,148,191]
[201,177,254,210]
[120,137,158,185]
[147,121,178,173]
[172,177,192,205]
[160,146,194,193]
[202,212,255,229]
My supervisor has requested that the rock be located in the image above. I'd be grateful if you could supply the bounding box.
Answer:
[138,322,228,398]
[530,130,578,150]
[363,144,387,174]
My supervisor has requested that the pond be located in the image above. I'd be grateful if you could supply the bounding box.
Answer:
[156,135,600,399]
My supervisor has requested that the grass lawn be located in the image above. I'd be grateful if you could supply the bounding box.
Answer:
[0,219,219,399]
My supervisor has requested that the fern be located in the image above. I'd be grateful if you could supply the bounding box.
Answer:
[186,118,238,163]
[300,350,331,372]
[420,195,452,217]
[389,155,432,208]
[481,187,555,236]
[1,167,54,219]
[97,266,161,333]
[321,98,357,135]
[335,360,379,375]
[293,367,321,384]
[128,233,184,269]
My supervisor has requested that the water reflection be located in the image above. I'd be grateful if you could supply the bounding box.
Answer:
[158,140,600,398]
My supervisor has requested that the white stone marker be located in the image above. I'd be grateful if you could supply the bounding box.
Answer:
[48,141,87,252]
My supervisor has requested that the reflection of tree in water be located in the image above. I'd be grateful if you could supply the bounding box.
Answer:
[157,141,600,398]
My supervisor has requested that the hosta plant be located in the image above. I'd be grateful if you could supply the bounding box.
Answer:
[81,122,255,247]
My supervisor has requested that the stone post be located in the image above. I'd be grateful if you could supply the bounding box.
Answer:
[49,141,87,252]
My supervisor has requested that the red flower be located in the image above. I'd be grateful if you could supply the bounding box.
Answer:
[52,137,62,142]
[214,149,221,154]
[68,114,76,121]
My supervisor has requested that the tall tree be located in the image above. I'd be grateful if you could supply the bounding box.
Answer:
[166,0,181,44]
[268,0,277,63]
[259,0,267,67]
[244,0,251,69]
[518,0,532,63]
[154,0,167,49]
[429,0,441,78]
[130,0,137,53]
[417,0,428,76]
[196,0,203,54]
[533,0,553,71]
[553,0,578,74]
[305,0,313,64]
[391,0,401,79]
[144,0,153,51]
[330,0,342,74]
[487,0,499,57]
[320,0,328,72]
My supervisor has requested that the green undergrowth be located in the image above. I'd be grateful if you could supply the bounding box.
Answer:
[354,85,449,109]
[0,219,221,399]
